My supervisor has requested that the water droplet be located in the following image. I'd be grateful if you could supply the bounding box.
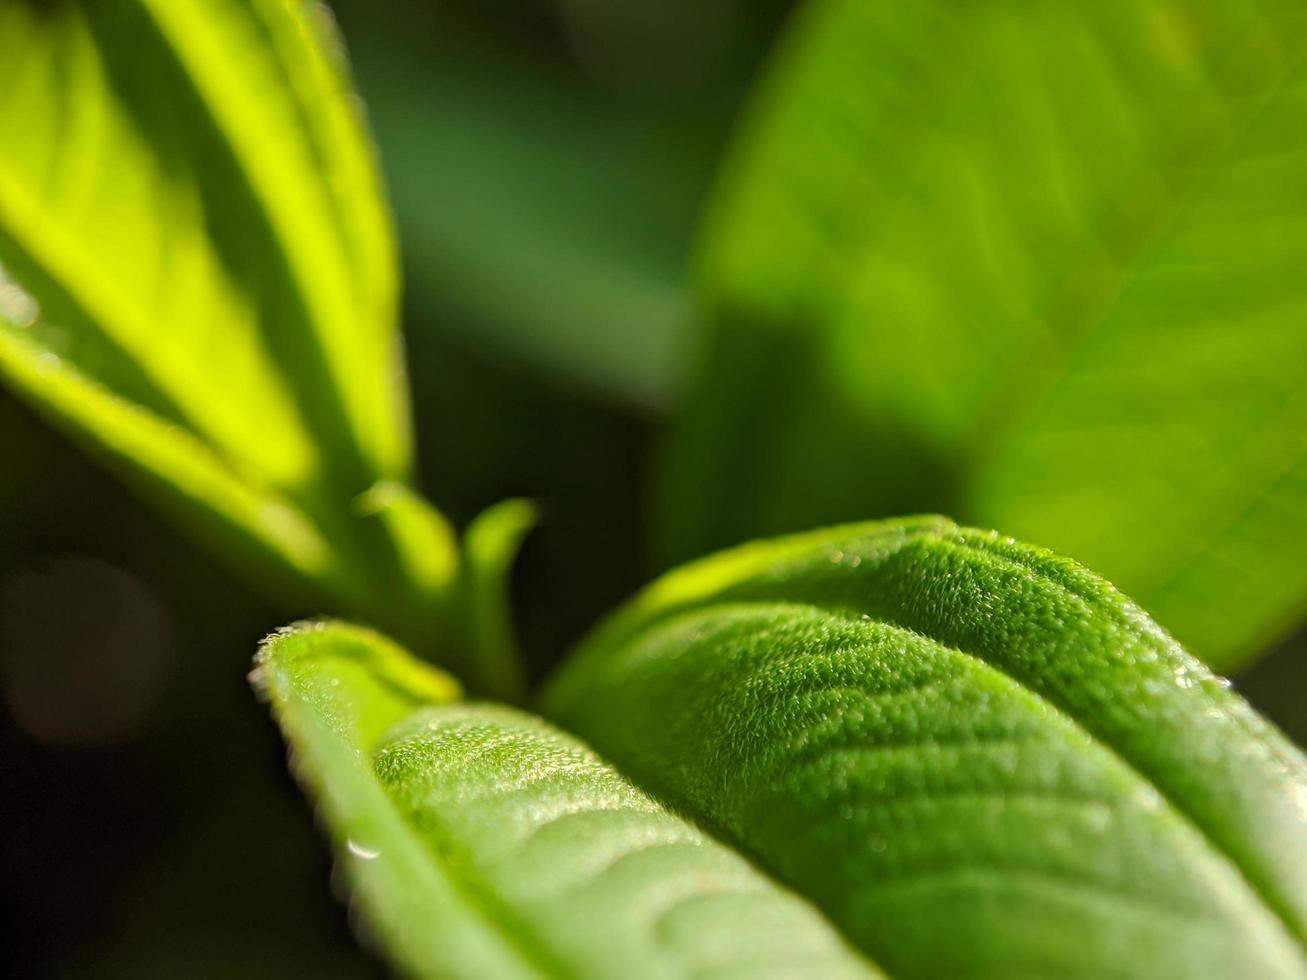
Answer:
[346,838,381,860]
[1135,786,1163,812]
[0,282,39,328]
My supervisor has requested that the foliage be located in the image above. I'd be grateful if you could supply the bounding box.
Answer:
[3,0,1307,977]
[0,0,443,637]
[257,620,875,979]
[666,0,1307,672]
[547,517,1307,977]
[0,0,510,693]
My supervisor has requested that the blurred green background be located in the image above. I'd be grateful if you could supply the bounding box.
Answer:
[3,1,1305,976]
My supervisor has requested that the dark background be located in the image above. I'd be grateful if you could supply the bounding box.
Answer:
[2,2,1303,976]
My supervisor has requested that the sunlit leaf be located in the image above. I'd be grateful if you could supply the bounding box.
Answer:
[0,0,437,626]
[256,620,878,980]
[668,0,1307,670]
[547,517,1307,979]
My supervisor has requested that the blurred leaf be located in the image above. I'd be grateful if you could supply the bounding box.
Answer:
[352,26,723,410]
[256,620,876,980]
[0,0,444,630]
[546,516,1307,979]
[455,498,537,702]
[667,0,1307,670]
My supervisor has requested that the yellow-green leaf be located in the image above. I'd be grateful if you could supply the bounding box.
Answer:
[0,0,430,622]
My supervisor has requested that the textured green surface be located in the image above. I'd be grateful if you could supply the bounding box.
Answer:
[258,620,877,980]
[667,0,1307,670]
[0,0,440,624]
[546,516,1307,979]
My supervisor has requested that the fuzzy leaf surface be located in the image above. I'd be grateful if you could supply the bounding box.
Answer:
[257,620,878,980]
[546,517,1307,979]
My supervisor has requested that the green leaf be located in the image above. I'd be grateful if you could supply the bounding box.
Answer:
[0,0,439,624]
[256,620,877,980]
[545,517,1307,979]
[668,0,1307,670]
[454,498,537,704]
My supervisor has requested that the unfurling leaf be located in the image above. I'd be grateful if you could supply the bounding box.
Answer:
[546,517,1307,979]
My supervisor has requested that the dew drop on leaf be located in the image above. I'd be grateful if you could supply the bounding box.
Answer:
[346,838,381,861]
